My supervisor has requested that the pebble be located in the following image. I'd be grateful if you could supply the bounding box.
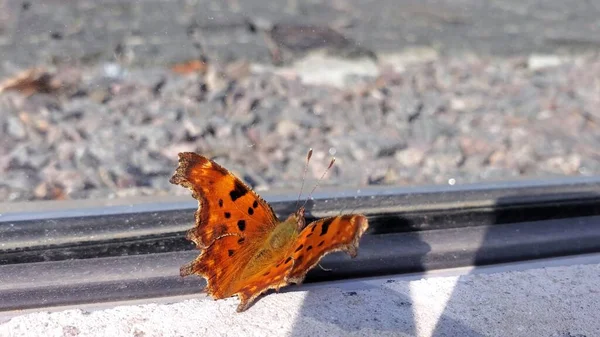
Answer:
[527,54,564,71]
[395,148,427,167]
[6,116,27,139]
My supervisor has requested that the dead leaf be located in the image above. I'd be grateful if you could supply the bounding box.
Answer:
[171,59,208,75]
[0,68,59,96]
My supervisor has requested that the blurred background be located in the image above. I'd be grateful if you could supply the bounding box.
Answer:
[1,0,600,202]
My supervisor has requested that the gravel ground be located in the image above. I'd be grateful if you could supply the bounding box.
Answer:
[2,0,600,203]
[1,50,600,202]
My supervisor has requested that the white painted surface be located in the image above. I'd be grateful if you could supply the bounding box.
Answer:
[2,255,599,337]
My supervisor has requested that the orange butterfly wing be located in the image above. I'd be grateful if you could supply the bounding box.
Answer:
[286,214,369,283]
[170,153,281,304]
[227,251,295,312]
[231,213,369,311]
[170,152,278,248]
[181,233,295,312]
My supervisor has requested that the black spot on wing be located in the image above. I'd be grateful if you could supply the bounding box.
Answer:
[307,245,313,251]
[318,240,324,247]
[237,220,246,231]
[237,237,245,244]
[248,207,254,215]
[218,199,223,207]
[224,212,231,218]
[253,200,259,208]
[320,218,335,236]
[285,257,292,264]
[228,249,235,257]
[229,180,248,201]
[294,244,303,252]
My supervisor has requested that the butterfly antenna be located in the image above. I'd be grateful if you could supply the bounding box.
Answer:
[301,156,336,209]
[342,204,360,216]
[295,148,313,209]
[339,195,362,216]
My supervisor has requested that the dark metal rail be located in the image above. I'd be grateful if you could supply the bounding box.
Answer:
[2,176,600,311]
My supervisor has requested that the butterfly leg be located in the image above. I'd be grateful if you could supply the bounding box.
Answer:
[235,289,268,312]
[236,294,251,312]
[317,263,332,272]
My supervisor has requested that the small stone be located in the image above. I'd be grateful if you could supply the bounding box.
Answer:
[395,147,426,167]
[225,60,251,81]
[527,54,564,71]
[479,166,520,180]
[487,149,507,166]
[103,63,126,79]
[6,116,27,139]
[541,154,582,175]
[287,52,378,88]
[205,65,230,93]
[0,185,10,201]
[34,182,66,200]
[276,119,299,138]
[459,136,492,156]
[450,98,467,111]
[376,140,407,157]
[378,47,439,72]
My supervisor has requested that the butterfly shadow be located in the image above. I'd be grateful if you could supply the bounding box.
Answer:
[425,191,600,336]
[286,231,486,337]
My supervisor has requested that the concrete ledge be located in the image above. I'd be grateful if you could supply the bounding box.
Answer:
[2,254,599,337]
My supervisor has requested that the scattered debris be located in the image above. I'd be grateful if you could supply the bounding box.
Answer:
[264,24,374,65]
[1,54,600,202]
[171,59,209,75]
[0,68,59,96]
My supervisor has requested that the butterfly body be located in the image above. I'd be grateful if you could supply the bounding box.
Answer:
[237,215,299,280]
[170,152,368,312]
[267,210,303,250]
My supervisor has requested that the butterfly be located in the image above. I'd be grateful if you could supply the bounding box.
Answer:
[169,151,369,312]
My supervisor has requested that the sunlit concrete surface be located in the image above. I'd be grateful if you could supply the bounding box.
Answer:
[2,255,599,337]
